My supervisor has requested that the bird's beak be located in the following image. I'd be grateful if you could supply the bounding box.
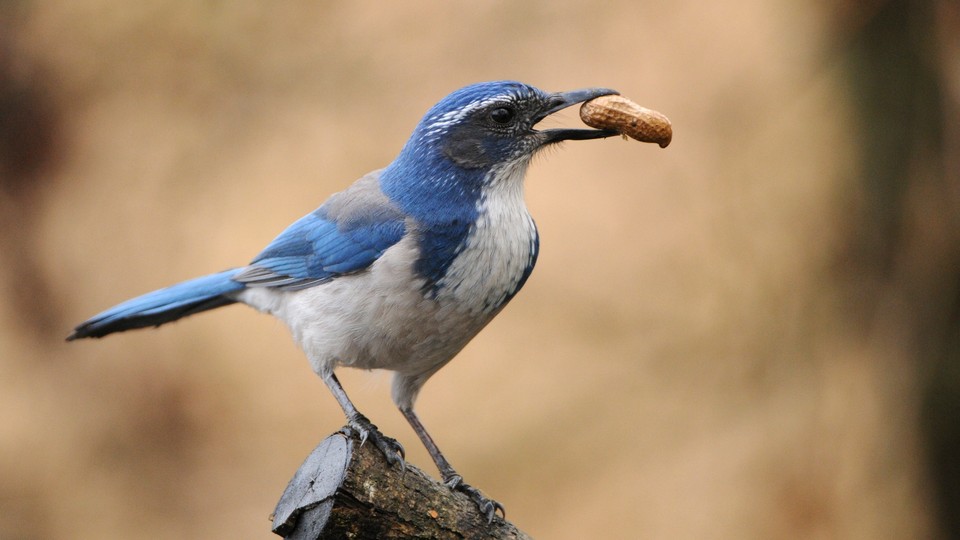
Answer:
[536,87,621,143]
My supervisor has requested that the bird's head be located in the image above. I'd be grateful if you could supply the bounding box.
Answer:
[407,81,619,169]
[381,81,619,221]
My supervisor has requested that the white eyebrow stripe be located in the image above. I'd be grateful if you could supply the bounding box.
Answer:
[425,95,513,132]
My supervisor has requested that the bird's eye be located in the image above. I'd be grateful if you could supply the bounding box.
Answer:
[489,106,516,125]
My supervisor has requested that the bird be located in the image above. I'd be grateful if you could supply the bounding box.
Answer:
[68,80,621,521]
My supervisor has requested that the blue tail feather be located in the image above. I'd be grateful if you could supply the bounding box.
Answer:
[68,269,246,340]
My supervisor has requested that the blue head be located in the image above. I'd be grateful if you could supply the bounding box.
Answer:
[381,81,618,223]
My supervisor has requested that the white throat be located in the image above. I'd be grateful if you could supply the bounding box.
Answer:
[434,158,538,314]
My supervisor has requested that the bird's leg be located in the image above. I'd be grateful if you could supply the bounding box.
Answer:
[322,371,405,467]
[400,406,504,522]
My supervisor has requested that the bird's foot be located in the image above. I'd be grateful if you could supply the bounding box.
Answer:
[341,414,405,468]
[443,473,505,523]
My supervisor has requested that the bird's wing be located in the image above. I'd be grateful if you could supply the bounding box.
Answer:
[234,170,407,290]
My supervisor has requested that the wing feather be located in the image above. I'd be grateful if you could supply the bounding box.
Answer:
[235,171,407,290]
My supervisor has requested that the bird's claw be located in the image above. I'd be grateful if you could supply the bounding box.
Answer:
[442,473,463,490]
[341,416,405,469]
[461,482,505,523]
[443,474,504,523]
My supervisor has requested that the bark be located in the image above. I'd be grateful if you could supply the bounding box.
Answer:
[272,430,532,540]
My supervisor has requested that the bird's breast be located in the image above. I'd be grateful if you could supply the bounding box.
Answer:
[432,178,538,316]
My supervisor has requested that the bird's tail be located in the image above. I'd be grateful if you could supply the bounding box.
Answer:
[67,269,246,340]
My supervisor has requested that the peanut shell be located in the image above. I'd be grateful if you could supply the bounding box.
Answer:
[580,95,672,148]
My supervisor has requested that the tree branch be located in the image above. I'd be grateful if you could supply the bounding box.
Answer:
[272,430,532,539]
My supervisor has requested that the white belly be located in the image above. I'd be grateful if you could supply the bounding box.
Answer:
[236,235,493,379]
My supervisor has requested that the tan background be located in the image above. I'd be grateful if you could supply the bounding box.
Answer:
[2,1,957,538]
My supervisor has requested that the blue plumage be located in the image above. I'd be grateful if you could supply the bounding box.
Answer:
[241,207,405,289]
[68,270,244,339]
[68,81,623,520]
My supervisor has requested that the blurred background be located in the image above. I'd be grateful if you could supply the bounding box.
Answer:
[1,1,958,538]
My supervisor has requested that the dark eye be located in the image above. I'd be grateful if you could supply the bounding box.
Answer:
[489,106,516,124]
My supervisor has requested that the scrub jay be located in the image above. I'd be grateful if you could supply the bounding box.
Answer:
[69,81,621,520]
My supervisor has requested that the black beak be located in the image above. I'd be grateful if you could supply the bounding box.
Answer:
[536,87,620,143]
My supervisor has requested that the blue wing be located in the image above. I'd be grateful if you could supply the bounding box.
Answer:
[235,171,407,290]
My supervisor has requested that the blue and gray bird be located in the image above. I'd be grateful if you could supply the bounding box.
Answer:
[68,81,621,519]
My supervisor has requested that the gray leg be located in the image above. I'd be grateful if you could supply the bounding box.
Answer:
[400,406,504,522]
[322,371,404,466]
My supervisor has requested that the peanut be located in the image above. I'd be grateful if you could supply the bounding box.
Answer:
[580,95,672,148]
